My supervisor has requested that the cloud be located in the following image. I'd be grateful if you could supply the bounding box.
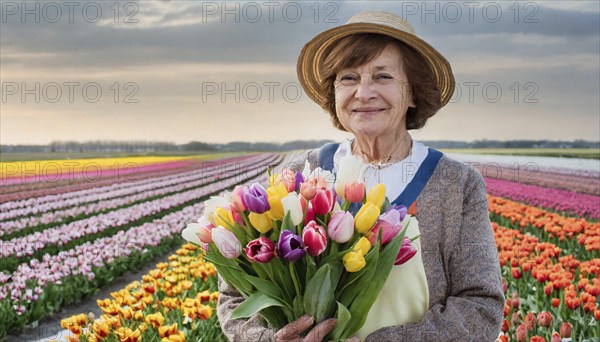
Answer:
[1,1,598,144]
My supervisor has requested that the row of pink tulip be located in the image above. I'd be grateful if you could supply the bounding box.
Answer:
[0,157,278,260]
[0,155,276,238]
[473,164,600,196]
[0,201,204,310]
[485,177,600,220]
[0,154,271,223]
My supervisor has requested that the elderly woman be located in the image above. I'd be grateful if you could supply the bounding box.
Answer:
[217,11,504,341]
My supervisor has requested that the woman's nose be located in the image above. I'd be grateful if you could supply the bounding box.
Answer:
[355,77,377,102]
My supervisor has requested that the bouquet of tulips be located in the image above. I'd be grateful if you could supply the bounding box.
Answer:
[182,162,418,340]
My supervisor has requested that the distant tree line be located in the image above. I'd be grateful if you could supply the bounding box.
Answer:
[0,139,598,154]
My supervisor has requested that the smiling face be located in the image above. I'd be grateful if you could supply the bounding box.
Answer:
[334,43,415,139]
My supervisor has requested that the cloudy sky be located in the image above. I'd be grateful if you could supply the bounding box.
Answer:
[1,0,599,145]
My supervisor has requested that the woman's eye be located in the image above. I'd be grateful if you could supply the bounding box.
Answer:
[377,74,393,80]
[340,75,357,81]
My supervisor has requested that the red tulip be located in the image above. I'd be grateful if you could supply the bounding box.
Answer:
[304,206,315,225]
[302,221,327,256]
[551,332,561,342]
[512,267,522,279]
[516,324,528,342]
[244,237,275,263]
[394,237,417,266]
[310,188,336,216]
[529,336,546,342]
[559,322,572,338]
[537,312,553,327]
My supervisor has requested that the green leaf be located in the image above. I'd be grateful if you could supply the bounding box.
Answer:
[331,301,352,340]
[240,273,289,308]
[230,292,288,320]
[304,264,336,322]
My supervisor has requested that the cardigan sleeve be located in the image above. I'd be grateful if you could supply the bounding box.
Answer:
[217,274,277,341]
[365,168,505,342]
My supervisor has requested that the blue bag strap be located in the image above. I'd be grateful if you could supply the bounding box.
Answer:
[391,147,444,208]
[318,142,340,172]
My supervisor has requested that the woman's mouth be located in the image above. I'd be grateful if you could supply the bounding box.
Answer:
[353,107,386,114]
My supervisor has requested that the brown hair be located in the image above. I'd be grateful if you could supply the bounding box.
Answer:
[318,33,442,131]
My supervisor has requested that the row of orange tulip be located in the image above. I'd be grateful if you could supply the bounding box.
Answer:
[493,222,599,341]
[488,195,600,257]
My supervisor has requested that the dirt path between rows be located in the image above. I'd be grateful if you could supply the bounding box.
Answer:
[5,245,181,342]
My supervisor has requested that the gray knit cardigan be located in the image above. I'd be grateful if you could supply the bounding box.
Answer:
[217,148,505,341]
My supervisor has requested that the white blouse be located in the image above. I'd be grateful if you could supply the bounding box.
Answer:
[333,136,430,201]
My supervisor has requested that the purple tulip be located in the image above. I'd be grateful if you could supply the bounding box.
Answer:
[394,237,417,265]
[243,183,270,214]
[277,230,306,262]
[294,171,304,192]
[245,237,275,263]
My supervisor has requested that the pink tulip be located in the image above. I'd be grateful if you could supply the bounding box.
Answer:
[197,224,214,243]
[302,221,328,256]
[300,180,318,200]
[244,237,275,263]
[344,181,365,203]
[394,237,417,265]
[516,323,528,342]
[212,227,242,259]
[368,207,405,245]
[310,188,335,216]
[327,211,354,243]
[279,169,297,192]
[230,186,247,212]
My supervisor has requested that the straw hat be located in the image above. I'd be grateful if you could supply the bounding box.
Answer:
[297,11,455,108]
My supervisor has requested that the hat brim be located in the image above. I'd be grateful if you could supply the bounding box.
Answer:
[297,22,455,108]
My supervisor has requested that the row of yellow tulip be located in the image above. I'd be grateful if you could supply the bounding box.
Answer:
[58,244,225,342]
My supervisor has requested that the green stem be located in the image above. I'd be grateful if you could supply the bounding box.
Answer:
[289,262,301,298]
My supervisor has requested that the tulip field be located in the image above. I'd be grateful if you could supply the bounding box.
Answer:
[1,152,598,341]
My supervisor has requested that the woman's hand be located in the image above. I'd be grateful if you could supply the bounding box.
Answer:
[274,315,360,342]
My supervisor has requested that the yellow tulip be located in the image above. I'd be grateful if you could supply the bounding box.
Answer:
[266,183,288,220]
[249,212,274,233]
[353,237,371,256]
[214,207,234,229]
[343,251,366,272]
[158,323,178,338]
[354,202,380,233]
[145,312,165,328]
[366,184,386,208]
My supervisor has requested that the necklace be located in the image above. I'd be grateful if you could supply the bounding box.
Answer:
[351,135,413,168]
[351,136,413,184]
